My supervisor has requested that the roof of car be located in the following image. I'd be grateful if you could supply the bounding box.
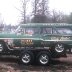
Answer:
[20,23,72,27]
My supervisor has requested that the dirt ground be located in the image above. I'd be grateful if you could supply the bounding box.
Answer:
[0,54,72,72]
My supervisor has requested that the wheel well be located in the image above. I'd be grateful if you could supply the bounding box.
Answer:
[49,42,69,57]
[50,42,69,50]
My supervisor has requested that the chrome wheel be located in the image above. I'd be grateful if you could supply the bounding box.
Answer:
[55,44,64,53]
[39,54,49,65]
[22,53,31,64]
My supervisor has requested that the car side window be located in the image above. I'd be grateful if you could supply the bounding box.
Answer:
[53,28,72,35]
[41,28,52,34]
[25,28,41,35]
[25,28,34,35]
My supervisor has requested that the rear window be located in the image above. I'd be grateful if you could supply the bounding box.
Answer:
[53,28,72,35]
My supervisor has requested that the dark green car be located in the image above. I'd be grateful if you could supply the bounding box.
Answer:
[0,23,72,65]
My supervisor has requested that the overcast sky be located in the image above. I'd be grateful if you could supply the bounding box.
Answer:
[0,0,72,25]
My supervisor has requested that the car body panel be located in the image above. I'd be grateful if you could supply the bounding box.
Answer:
[0,23,72,49]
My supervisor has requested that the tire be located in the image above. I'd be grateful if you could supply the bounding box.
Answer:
[51,43,66,58]
[55,43,65,53]
[19,51,34,65]
[37,51,51,66]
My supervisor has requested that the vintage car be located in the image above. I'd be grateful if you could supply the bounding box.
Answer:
[0,23,72,65]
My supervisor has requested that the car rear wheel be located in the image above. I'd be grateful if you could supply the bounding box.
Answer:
[55,43,64,53]
[51,43,66,58]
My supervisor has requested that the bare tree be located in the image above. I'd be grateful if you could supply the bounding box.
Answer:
[40,0,49,15]
[20,0,29,23]
[15,0,30,24]
[32,0,39,15]
[32,0,49,15]
[51,10,65,23]
[0,13,4,31]
[68,13,72,23]
[51,9,70,23]
[31,0,49,23]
